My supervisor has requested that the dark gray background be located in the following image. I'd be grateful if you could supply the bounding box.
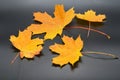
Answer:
[0,0,120,80]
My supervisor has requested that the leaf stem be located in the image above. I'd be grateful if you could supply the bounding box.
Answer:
[66,26,111,39]
[87,21,91,37]
[82,51,119,59]
[10,53,19,64]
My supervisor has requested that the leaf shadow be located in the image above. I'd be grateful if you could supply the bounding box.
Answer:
[10,45,19,53]
[31,33,46,39]
[52,63,63,68]
[70,58,82,70]
[33,19,42,24]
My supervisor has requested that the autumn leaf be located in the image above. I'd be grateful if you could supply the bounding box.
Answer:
[49,35,83,67]
[76,9,106,22]
[10,30,43,58]
[76,10,106,37]
[27,4,75,40]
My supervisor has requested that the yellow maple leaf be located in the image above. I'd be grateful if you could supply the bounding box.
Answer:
[10,30,43,58]
[76,10,106,37]
[49,35,83,66]
[76,9,106,22]
[27,4,75,40]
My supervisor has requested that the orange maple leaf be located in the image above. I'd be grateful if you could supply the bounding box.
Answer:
[10,30,43,58]
[49,35,83,66]
[27,4,75,40]
[76,9,106,22]
[76,10,106,37]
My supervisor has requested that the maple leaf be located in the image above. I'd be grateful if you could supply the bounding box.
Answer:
[76,9,106,22]
[76,10,106,37]
[10,30,43,58]
[27,4,75,40]
[49,35,83,66]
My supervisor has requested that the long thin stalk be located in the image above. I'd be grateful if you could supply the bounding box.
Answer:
[10,53,19,64]
[66,26,111,39]
[87,21,91,37]
[82,51,118,59]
